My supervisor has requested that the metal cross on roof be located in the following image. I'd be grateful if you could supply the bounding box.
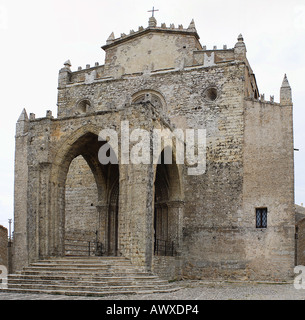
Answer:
[148,6,159,17]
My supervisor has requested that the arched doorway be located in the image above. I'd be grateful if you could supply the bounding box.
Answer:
[154,148,182,256]
[64,155,99,256]
[50,130,120,257]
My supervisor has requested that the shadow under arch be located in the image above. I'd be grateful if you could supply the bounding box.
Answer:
[49,127,120,257]
[107,177,119,256]
[153,146,184,257]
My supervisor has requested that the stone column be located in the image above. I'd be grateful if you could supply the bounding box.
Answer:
[27,162,52,261]
[13,109,29,272]
[37,162,52,259]
[27,164,40,263]
[120,163,154,272]
[49,167,66,258]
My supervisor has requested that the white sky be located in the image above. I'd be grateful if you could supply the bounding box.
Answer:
[0,0,304,230]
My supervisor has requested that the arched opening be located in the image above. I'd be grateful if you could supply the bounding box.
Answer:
[64,155,99,256]
[51,131,120,257]
[254,89,258,100]
[132,89,166,112]
[154,148,182,256]
[77,99,91,114]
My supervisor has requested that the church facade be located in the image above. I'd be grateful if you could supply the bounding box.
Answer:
[13,16,295,281]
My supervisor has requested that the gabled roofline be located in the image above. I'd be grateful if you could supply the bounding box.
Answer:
[101,27,201,51]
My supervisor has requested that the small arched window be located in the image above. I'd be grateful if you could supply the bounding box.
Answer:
[77,99,91,114]
[132,90,166,112]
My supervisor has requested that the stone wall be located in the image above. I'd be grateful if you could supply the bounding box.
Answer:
[0,226,7,268]
[153,256,181,280]
[65,155,98,241]
[241,99,295,280]
[296,204,305,266]
[296,219,305,266]
[178,63,247,280]
[13,110,28,272]
[103,29,202,75]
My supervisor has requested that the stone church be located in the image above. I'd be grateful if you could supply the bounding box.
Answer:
[13,16,295,282]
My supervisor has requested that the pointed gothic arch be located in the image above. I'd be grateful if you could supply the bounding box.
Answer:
[64,155,99,255]
[153,146,184,256]
[48,128,120,257]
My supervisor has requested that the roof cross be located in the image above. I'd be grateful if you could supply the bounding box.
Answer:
[148,6,159,17]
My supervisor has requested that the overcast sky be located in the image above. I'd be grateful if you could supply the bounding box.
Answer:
[0,0,304,230]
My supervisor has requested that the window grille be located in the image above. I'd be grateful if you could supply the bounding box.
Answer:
[256,208,267,228]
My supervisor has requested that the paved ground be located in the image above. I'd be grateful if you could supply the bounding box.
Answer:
[0,280,304,300]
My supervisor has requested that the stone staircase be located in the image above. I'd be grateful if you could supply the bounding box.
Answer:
[3,256,180,297]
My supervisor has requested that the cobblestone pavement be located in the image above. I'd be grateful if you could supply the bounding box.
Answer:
[0,281,304,300]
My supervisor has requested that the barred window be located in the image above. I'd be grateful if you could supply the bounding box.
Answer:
[256,208,267,228]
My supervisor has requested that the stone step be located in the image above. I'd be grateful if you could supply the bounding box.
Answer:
[44,256,131,262]
[34,259,132,265]
[21,270,153,277]
[8,273,167,282]
[7,277,168,287]
[47,256,128,259]
[8,274,161,282]
[6,256,179,297]
[17,272,158,280]
[42,259,133,266]
[31,259,131,263]
[29,263,139,270]
[7,282,174,292]
[1,286,180,297]
[23,263,146,270]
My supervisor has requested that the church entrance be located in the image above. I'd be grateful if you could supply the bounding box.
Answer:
[153,148,182,257]
[154,162,170,255]
[60,131,120,257]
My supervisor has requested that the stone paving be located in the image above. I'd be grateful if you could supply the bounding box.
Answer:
[0,280,304,300]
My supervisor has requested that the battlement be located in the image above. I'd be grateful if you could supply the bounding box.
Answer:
[58,18,249,89]
[244,74,293,106]
[193,46,235,67]
[245,95,280,106]
[102,18,200,50]
[55,18,292,120]
[70,63,107,84]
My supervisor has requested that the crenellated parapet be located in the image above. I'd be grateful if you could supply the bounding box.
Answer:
[103,18,200,49]
[55,18,292,122]
[244,74,292,107]
[57,33,251,89]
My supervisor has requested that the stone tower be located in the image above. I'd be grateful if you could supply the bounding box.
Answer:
[13,16,295,281]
